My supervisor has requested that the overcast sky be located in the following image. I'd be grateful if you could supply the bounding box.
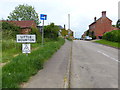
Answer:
[0,0,119,38]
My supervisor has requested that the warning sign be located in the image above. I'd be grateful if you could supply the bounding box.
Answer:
[22,44,31,53]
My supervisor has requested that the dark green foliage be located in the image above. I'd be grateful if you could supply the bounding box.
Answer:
[2,38,65,88]
[112,25,116,27]
[61,29,68,36]
[102,30,120,42]
[44,23,59,40]
[91,31,96,40]
[116,19,120,29]
[30,27,42,43]
[66,37,73,41]
[2,22,20,39]
[7,4,39,25]
[86,30,89,36]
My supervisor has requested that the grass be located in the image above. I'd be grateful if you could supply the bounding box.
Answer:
[2,38,65,88]
[94,39,120,48]
[2,39,42,63]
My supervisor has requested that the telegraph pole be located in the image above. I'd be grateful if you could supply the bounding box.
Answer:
[68,14,70,30]
[68,14,70,38]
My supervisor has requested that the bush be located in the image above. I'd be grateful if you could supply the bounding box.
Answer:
[92,36,96,40]
[102,30,120,42]
[44,23,59,40]
[2,22,20,39]
[30,27,42,43]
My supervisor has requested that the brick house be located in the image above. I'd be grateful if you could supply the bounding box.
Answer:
[2,20,37,34]
[88,11,119,39]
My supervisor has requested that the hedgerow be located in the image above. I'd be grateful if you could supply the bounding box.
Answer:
[102,30,120,42]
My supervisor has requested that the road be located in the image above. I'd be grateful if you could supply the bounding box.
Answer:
[23,40,72,88]
[23,40,118,88]
[71,40,118,88]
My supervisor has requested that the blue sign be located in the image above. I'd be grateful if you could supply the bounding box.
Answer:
[40,14,47,20]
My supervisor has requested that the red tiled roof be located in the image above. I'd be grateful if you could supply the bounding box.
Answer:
[1,20,36,28]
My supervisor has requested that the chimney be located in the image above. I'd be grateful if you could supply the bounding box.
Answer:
[94,17,97,22]
[102,11,106,17]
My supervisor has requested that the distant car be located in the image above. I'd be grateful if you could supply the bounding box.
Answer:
[84,36,92,40]
[80,38,83,40]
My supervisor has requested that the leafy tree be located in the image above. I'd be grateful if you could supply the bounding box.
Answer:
[112,25,116,27]
[61,29,68,36]
[44,23,59,40]
[30,26,41,43]
[7,4,39,25]
[116,19,120,29]
[86,30,89,36]
[91,31,96,39]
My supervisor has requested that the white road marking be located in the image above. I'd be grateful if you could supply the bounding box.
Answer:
[97,51,118,62]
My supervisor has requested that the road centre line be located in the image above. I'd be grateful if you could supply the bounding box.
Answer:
[97,51,118,62]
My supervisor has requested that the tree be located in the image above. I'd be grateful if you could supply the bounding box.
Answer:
[30,26,41,43]
[7,4,39,25]
[86,30,89,36]
[44,23,59,40]
[91,31,96,39]
[116,19,120,29]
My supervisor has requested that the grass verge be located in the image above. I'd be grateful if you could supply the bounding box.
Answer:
[94,39,120,49]
[2,38,65,88]
[2,39,42,63]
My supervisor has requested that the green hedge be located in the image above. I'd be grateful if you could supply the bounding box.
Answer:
[2,38,65,88]
[102,30,120,42]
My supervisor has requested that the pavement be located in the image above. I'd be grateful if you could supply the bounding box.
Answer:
[70,40,118,88]
[22,40,118,88]
[22,40,72,88]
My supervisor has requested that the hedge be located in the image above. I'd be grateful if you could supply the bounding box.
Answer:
[102,30,120,42]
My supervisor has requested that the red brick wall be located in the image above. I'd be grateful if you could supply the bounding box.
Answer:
[21,28,31,34]
[89,17,112,39]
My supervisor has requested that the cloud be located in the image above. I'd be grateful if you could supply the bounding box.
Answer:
[0,0,119,37]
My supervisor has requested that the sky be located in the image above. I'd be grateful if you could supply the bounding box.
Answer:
[0,0,119,38]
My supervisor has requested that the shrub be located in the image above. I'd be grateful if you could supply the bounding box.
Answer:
[44,23,59,40]
[30,26,42,43]
[102,30,120,42]
[2,22,20,39]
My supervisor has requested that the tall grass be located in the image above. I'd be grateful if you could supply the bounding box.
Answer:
[2,39,42,63]
[2,38,65,88]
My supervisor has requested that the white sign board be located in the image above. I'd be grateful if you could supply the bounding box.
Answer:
[22,44,31,53]
[16,34,36,43]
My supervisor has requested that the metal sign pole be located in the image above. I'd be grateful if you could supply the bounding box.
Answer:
[42,20,44,46]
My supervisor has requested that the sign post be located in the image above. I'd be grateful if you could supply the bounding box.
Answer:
[22,44,31,54]
[40,14,47,46]
[16,34,36,55]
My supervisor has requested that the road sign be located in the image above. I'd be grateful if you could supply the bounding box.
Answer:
[40,14,47,20]
[16,34,36,43]
[22,44,31,53]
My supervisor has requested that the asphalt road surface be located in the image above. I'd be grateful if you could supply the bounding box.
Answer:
[23,40,72,88]
[70,40,118,88]
[23,40,118,88]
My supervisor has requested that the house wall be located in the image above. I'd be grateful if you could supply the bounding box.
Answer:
[21,28,31,34]
[89,17,112,39]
